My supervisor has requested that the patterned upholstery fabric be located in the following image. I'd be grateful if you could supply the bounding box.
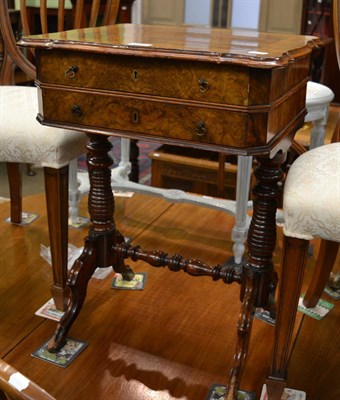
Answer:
[306,81,334,108]
[0,86,87,168]
[283,142,340,242]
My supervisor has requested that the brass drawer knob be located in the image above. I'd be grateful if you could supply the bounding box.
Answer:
[195,120,207,136]
[65,65,78,79]
[71,104,82,116]
[198,78,209,93]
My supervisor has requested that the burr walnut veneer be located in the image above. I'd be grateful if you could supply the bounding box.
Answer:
[19,24,321,400]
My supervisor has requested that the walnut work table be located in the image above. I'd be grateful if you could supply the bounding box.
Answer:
[19,25,321,400]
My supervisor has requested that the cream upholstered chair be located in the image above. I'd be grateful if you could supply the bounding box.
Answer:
[283,143,340,304]
[0,85,87,222]
[0,358,55,400]
[266,3,340,397]
[305,81,335,149]
[280,4,339,309]
[266,142,340,398]
[0,0,120,311]
[281,5,339,310]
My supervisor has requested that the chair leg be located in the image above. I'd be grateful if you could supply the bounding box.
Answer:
[68,158,81,226]
[303,239,339,308]
[26,163,36,176]
[331,113,339,143]
[231,155,253,265]
[44,166,70,311]
[117,138,132,179]
[309,116,327,149]
[217,152,226,198]
[129,139,139,182]
[6,162,22,224]
[266,235,309,400]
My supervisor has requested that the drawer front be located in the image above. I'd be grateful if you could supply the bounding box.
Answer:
[37,50,250,106]
[40,88,250,148]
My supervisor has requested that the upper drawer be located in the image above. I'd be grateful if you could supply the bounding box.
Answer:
[36,50,251,106]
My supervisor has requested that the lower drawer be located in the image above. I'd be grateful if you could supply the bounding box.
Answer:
[39,88,264,149]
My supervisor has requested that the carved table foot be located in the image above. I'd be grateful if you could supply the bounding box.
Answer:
[48,229,134,352]
[48,235,98,351]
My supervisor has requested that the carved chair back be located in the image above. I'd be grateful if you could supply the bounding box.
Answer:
[0,0,120,85]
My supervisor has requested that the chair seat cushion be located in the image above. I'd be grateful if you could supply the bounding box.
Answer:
[0,86,87,168]
[283,142,340,242]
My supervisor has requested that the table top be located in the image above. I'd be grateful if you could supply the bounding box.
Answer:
[19,24,321,67]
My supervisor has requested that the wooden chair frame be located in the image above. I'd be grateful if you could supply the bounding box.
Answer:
[0,0,120,311]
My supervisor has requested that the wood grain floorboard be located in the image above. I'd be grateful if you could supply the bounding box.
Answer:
[0,193,339,400]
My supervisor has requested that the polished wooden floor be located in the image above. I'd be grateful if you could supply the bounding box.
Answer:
[0,192,339,400]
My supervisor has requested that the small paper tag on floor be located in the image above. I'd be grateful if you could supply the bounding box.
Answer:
[68,216,89,229]
[112,272,147,290]
[35,298,64,321]
[260,384,306,399]
[298,296,334,320]
[113,190,134,197]
[254,308,275,326]
[206,384,255,400]
[5,212,38,225]
[32,338,87,368]
[324,285,340,300]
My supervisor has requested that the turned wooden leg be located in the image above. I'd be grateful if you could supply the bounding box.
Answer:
[226,152,286,400]
[44,166,70,311]
[303,239,339,308]
[266,236,309,400]
[48,134,118,351]
[6,162,22,224]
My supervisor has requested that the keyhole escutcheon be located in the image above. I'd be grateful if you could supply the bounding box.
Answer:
[132,110,139,124]
[132,69,138,82]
